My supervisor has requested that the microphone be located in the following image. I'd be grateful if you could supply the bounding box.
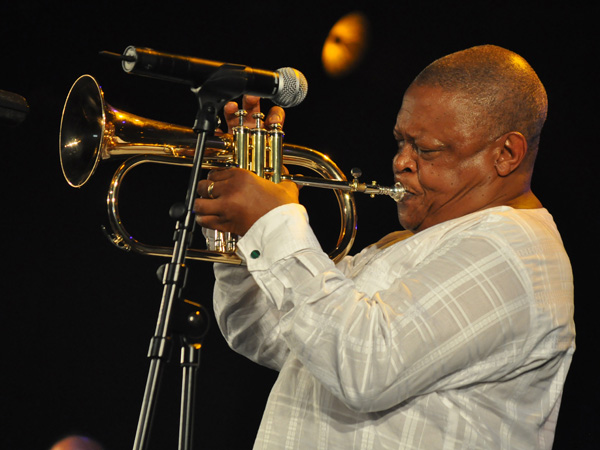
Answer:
[0,90,29,126]
[101,46,308,108]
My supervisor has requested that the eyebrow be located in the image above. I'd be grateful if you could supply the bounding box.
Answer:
[393,127,449,151]
[393,124,411,140]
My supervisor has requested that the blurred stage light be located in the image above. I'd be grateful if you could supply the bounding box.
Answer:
[322,11,370,78]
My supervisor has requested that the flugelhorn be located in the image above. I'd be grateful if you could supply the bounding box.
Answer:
[59,74,405,264]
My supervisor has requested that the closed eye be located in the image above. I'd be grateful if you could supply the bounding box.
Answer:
[394,129,443,158]
[396,139,438,156]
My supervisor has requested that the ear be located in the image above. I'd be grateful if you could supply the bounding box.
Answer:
[494,132,528,176]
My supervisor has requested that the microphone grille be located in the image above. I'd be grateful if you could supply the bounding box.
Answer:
[275,67,308,108]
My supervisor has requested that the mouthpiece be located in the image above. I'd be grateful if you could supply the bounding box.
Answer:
[364,182,406,202]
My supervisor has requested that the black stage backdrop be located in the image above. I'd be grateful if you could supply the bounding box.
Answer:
[1,1,596,449]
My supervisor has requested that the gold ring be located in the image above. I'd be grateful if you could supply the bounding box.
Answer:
[207,181,215,199]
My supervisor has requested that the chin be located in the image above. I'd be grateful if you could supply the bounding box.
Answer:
[396,213,418,233]
[397,206,409,230]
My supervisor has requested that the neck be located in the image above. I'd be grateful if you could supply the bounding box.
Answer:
[504,189,543,209]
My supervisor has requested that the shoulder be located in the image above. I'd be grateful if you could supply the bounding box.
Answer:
[436,207,571,282]
[467,207,565,250]
[428,207,563,245]
[409,207,569,271]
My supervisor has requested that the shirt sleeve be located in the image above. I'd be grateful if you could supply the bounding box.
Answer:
[214,204,560,413]
[212,203,325,370]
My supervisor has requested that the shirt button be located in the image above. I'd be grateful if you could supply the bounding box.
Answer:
[250,250,261,259]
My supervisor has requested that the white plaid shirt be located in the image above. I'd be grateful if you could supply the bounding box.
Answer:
[213,204,575,449]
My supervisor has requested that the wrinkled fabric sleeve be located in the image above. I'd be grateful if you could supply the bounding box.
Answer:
[213,204,326,371]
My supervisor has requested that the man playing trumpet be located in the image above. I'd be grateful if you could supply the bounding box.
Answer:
[193,44,575,449]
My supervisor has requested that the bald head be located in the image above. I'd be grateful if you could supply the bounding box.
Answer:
[411,45,548,165]
[50,436,104,450]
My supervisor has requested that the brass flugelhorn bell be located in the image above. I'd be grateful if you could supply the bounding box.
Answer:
[59,75,404,264]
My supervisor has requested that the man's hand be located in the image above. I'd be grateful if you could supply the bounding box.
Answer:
[195,95,293,236]
[221,95,285,132]
[194,168,299,236]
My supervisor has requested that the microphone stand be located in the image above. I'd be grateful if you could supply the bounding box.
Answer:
[132,69,248,450]
[176,299,210,450]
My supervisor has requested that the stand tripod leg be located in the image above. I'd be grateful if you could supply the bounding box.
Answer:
[179,342,202,450]
[133,355,166,450]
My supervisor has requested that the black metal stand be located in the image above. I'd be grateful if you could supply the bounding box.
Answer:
[177,299,210,450]
[131,68,250,450]
[132,120,212,450]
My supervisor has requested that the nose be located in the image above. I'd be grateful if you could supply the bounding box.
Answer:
[393,145,416,174]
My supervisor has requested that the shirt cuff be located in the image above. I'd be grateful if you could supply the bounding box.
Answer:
[236,203,322,271]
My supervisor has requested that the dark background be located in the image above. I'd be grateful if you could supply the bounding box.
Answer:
[1,1,596,449]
